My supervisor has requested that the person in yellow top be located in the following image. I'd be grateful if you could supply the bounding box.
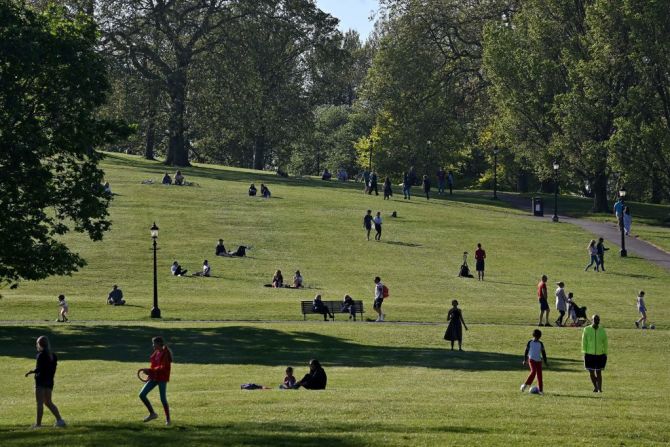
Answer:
[582,314,608,393]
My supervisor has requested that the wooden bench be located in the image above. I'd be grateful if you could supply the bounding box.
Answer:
[300,300,364,321]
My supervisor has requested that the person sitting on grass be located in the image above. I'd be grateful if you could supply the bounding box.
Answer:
[174,170,184,186]
[272,270,283,288]
[248,183,257,196]
[171,261,187,276]
[293,359,327,390]
[260,184,271,198]
[279,367,296,389]
[216,239,248,257]
[215,239,229,257]
[341,294,357,321]
[107,284,125,305]
[312,294,334,321]
[321,169,332,180]
[193,260,211,277]
[162,172,172,185]
[292,270,304,288]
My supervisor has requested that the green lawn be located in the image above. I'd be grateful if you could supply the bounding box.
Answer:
[1,154,669,446]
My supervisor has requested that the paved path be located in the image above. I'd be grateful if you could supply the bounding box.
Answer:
[497,192,670,272]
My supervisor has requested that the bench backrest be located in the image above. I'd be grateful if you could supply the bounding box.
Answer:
[301,300,363,313]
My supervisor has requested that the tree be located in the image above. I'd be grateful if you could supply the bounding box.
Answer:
[0,2,128,293]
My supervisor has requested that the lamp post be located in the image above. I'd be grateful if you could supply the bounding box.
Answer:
[150,222,161,318]
[619,188,627,257]
[552,161,559,222]
[493,147,499,200]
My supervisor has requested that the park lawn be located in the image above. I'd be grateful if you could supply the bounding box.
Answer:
[0,153,668,329]
[0,322,669,447]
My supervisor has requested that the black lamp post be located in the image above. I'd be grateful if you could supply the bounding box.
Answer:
[150,222,161,318]
[493,147,499,200]
[552,161,559,222]
[619,188,627,257]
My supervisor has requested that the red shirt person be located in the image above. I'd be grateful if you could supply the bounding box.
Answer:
[537,275,551,327]
[139,337,173,425]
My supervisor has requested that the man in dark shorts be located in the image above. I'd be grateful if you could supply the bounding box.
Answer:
[537,275,551,327]
[474,243,486,281]
[363,210,373,241]
[582,314,608,392]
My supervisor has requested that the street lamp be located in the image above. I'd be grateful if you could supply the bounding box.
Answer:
[552,161,559,222]
[493,147,499,200]
[619,188,627,257]
[150,222,161,318]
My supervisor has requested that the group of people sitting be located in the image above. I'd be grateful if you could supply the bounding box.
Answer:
[267,270,303,288]
[162,170,185,186]
[170,239,249,278]
[311,294,358,321]
[248,183,271,198]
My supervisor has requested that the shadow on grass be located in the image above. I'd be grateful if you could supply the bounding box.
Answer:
[384,240,422,247]
[606,272,656,280]
[0,326,578,372]
[0,421,493,447]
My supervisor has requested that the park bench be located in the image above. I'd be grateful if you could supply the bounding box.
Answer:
[300,300,364,321]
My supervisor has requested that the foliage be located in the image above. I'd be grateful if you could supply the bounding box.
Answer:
[0,2,128,292]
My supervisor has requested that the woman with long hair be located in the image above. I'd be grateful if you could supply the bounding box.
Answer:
[25,336,66,428]
[139,336,173,425]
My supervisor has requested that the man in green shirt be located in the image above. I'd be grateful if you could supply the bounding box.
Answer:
[582,314,608,392]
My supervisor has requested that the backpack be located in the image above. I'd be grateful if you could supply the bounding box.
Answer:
[459,263,471,278]
[382,285,389,299]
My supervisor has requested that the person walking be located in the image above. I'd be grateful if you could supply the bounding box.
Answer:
[373,212,382,241]
[436,168,446,195]
[447,171,454,195]
[584,240,599,272]
[443,300,468,351]
[383,177,393,200]
[520,329,548,395]
[362,170,370,193]
[582,315,607,392]
[623,206,632,236]
[596,238,609,272]
[368,172,379,196]
[554,281,568,326]
[537,275,551,327]
[422,175,431,200]
[363,210,373,241]
[613,196,625,224]
[25,336,66,428]
[138,336,173,425]
[474,243,486,281]
[402,172,411,200]
[635,290,648,329]
[373,276,385,322]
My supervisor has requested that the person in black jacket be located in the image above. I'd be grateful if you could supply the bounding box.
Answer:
[25,336,66,428]
[312,294,334,321]
[295,359,327,390]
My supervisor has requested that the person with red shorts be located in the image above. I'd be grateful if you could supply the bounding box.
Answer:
[521,329,548,395]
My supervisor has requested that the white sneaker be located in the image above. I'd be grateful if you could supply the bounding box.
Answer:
[520,384,528,392]
[375,317,381,322]
[143,413,158,422]
[165,421,171,426]
[30,424,42,429]
[54,419,66,428]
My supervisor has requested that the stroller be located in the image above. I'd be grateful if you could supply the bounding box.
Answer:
[567,299,591,327]
[458,252,474,278]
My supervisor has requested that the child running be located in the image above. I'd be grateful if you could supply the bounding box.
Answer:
[139,336,173,425]
[57,295,69,323]
[520,329,548,395]
[280,367,296,389]
[635,290,648,329]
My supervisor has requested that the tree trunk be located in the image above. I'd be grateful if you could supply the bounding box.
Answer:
[145,117,156,160]
[165,70,190,167]
[591,172,609,213]
[253,134,265,170]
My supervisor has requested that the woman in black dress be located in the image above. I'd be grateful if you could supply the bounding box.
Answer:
[444,300,468,351]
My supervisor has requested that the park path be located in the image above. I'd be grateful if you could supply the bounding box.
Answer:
[497,192,670,272]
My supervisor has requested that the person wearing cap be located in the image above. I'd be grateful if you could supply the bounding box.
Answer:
[107,285,125,305]
[554,281,567,326]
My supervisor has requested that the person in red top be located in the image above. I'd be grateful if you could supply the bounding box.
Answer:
[537,275,551,327]
[139,336,172,425]
[474,243,486,281]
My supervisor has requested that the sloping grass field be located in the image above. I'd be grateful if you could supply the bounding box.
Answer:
[1,153,669,446]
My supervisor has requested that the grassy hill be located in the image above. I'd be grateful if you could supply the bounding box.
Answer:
[0,154,669,446]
